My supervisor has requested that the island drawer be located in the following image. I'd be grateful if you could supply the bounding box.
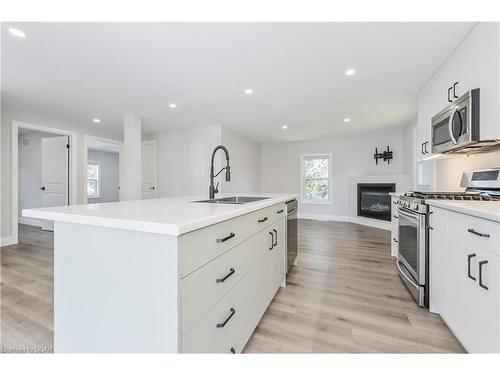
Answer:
[180,203,285,277]
[181,234,252,335]
[448,210,500,256]
[181,274,253,353]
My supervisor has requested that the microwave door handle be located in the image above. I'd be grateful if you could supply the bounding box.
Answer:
[448,107,459,145]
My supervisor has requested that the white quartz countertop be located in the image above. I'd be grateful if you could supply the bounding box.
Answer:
[426,200,500,223]
[23,193,297,236]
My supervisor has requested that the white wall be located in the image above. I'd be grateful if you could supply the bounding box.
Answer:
[260,125,413,225]
[153,125,261,198]
[87,149,120,203]
[220,127,261,194]
[18,130,62,226]
[1,107,122,241]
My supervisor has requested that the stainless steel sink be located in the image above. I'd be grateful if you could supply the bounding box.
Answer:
[194,196,270,204]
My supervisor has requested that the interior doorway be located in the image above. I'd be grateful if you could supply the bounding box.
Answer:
[12,121,77,242]
[84,136,122,204]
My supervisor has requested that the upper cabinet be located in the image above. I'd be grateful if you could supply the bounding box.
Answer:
[416,23,500,161]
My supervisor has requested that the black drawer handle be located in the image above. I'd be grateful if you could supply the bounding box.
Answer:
[393,238,398,243]
[277,209,284,214]
[448,87,453,103]
[453,81,459,98]
[393,215,398,219]
[273,229,278,246]
[467,253,476,281]
[216,308,236,328]
[216,232,235,243]
[216,268,235,283]
[258,217,268,223]
[269,231,274,250]
[479,260,488,290]
[230,347,236,354]
[467,228,490,238]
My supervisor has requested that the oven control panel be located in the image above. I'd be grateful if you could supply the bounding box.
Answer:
[396,197,427,214]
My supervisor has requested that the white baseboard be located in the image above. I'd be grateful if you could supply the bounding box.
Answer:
[298,213,390,231]
[18,216,44,228]
[0,236,17,247]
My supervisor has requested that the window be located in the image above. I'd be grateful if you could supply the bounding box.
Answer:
[300,154,332,204]
[87,161,100,199]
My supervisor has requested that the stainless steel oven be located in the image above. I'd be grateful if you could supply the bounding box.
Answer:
[431,89,480,154]
[396,205,428,307]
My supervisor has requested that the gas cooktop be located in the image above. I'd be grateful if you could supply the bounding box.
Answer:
[406,191,499,201]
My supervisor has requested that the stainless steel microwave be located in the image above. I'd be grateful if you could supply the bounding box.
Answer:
[431,88,480,154]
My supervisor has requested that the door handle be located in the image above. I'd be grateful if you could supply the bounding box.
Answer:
[40,186,46,191]
[393,215,398,219]
[424,141,429,154]
[269,232,274,250]
[258,217,268,223]
[149,186,155,190]
[277,209,284,214]
[216,268,235,283]
[421,142,425,155]
[216,232,235,243]
[273,229,278,247]
[479,260,488,290]
[393,238,398,243]
[467,253,476,281]
[453,82,459,98]
[230,347,236,354]
[216,308,236,328]
[467,228,490,238]
[448,87,453,103]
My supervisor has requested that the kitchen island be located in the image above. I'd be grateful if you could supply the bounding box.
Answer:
[23,193,297,353]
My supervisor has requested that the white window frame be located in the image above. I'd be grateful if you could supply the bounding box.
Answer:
[87,160,101,199]
[300,153,332,205]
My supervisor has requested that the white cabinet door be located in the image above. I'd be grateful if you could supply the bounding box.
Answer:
[445,235,482,352]
[248,229,273,325]
[391,197,399,257]
[429,208,448,314]
[270,218,286,295]
[141,142,156,199]
[477,248,499,352]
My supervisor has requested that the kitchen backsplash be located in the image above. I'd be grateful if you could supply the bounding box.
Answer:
[434,149,500,191]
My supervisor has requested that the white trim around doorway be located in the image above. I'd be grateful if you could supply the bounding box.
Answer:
[11,121,78,245]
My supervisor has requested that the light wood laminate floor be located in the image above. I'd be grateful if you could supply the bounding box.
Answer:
[1,221,464,353]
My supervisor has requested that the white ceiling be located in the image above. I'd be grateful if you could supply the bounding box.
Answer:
[2,22,475,142]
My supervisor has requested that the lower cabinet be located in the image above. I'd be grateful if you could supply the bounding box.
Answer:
[429,207,499,353]
[181,215,286,353]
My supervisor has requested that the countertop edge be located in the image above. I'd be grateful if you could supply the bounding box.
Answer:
[426,200,500,223]
[22,194,297,236]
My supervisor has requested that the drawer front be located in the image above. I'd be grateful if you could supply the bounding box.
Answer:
[181,274,253,353]
[180,203,285,277]
[181,236,252,334]
[448,211,500,256]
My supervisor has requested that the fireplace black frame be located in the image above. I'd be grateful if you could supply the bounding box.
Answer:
[357,183,396,221]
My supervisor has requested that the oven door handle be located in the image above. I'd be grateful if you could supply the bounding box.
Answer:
[397,207,422,220]
[396,260,420,290]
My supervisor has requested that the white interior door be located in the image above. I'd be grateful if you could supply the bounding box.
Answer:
[41,136,69,230]
[141,142,156,199]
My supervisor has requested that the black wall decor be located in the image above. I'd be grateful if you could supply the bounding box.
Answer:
[374,146,393,165]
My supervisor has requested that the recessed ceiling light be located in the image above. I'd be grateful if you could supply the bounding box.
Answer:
[92,118,101,123]
[345,68,356,76]
[169,103,177,109]
[244,89,253,95]
[8,27,26,39]
[343,118,351,123]
[282,125,288,129]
